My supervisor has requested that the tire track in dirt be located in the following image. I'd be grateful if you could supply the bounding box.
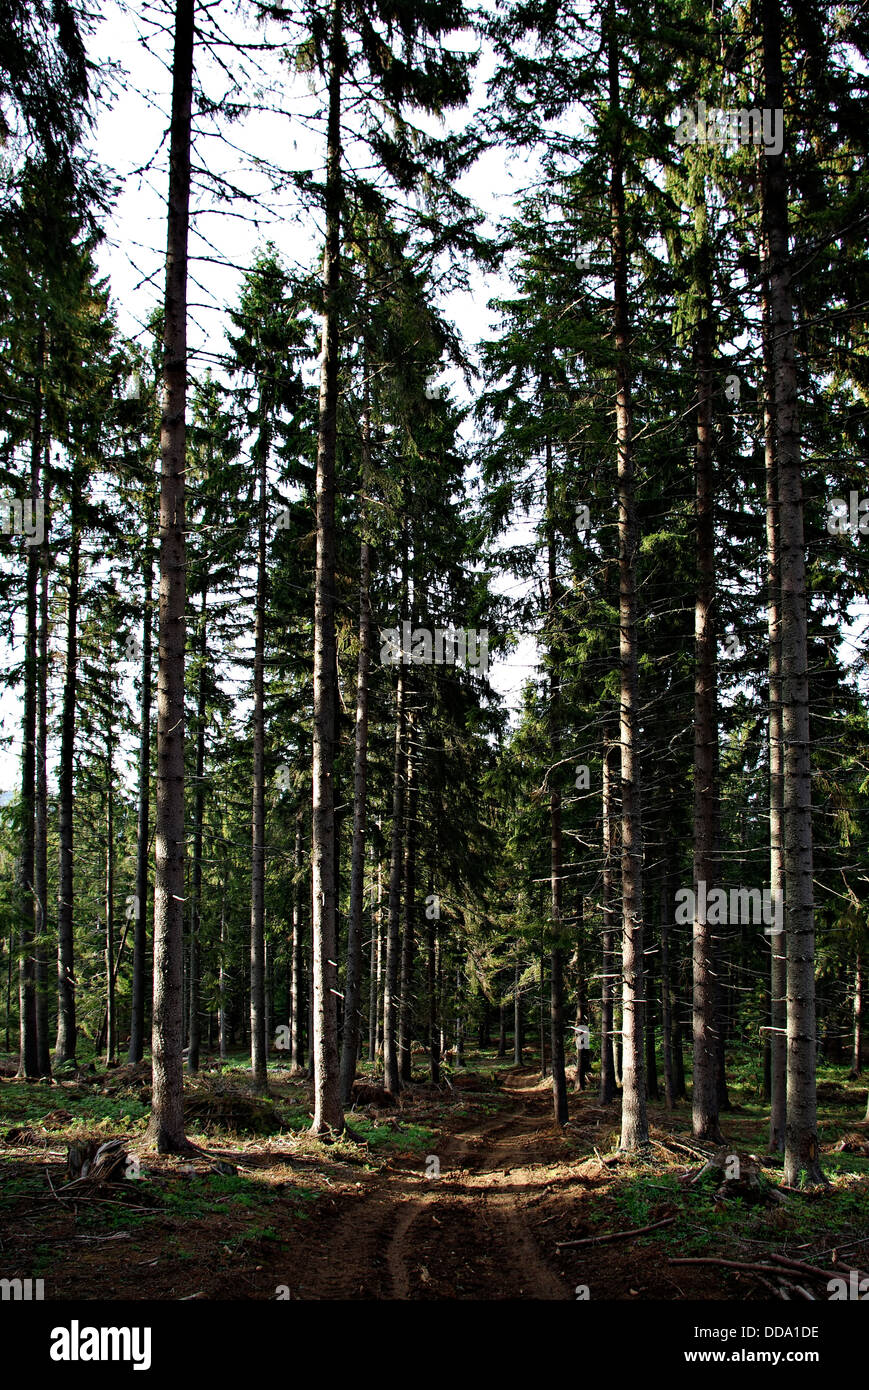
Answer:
[386,1070,571,1299]
[386,1108,504,1298]
[262,1095,509,1299]
[253,1068,573,1299]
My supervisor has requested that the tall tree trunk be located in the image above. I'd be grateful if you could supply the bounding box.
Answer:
[398,721,417,1083]
[17,327,43,1080]
[368,839,378,1061]
[6,922,12,1051]
[188,583,208,1074]
[339,375,372,1102]
[383,653,407,1095]
[129,530,154,1063]
[659,872,676,1109]
[513,952,522,1065]
[573,995,584,1091]
[218,884,227,1063]
[762,0,823,1187]
[147,0,195,1153]
[609,9,647,1151]
[715,967,731,1111]
[375,847,384,1058]
[544,430,568,1125]
[538,951,545,1077]
[182,863,188,1053]
[309,0,345,1136]
[478,998,490,1049]
[599,738,617,1104]
[264,935,272,1062]
[105,717,116,1066]
[96,911,131,1058]
[250,397,270,1092]
[762,267,786,1151]
[56,460,81,1065]
[573,921,592,1092]
[34,467,51,1076]
[691,209,722,1143]
[498,1002,506,1059]
[851,953,863,1078]
[763,977,772,1100]
[673,1005,687,1101]
[645,926,659,1102]
[307,930,315,1080]
[427,878,440,1084]
[290,807,304,1073]
[548,957,564,1085]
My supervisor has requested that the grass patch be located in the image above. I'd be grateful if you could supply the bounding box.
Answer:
[338,1114,437,1156]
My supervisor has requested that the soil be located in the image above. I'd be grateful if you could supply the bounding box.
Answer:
[0,1066,734,1300]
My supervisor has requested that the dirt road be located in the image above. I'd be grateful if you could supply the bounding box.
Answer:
[3,1063,729,1300]
[281,1069,574,1300]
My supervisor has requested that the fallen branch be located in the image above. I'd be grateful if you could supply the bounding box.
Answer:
[769,1253,868,1284]
[72,1232,131,1243]
[651,1136,713,1163]
[767,1253,832,1280]
[753,1272,786,1300]
[593,1146,619,1168]
[556,1216,675,1248]
[670,1256,797,1280]
[829,1234,869,1257]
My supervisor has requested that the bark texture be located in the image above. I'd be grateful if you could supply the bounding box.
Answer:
[762,0,823,1186]
[148,0,195,1153]
[309,0,344,1134]
[609,9,647,1150]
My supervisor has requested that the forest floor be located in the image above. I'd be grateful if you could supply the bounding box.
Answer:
[1,1051,868,1300]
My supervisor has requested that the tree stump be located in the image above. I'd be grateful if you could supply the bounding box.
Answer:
[694,1147,778,1205]
[351,1081,396,1108]
[66,1138,128,1183]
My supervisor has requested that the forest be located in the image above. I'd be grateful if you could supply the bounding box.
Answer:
[1,0,869,1330]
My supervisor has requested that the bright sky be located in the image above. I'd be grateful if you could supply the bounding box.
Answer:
[0,0,542,794]
[9,4,860,800]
